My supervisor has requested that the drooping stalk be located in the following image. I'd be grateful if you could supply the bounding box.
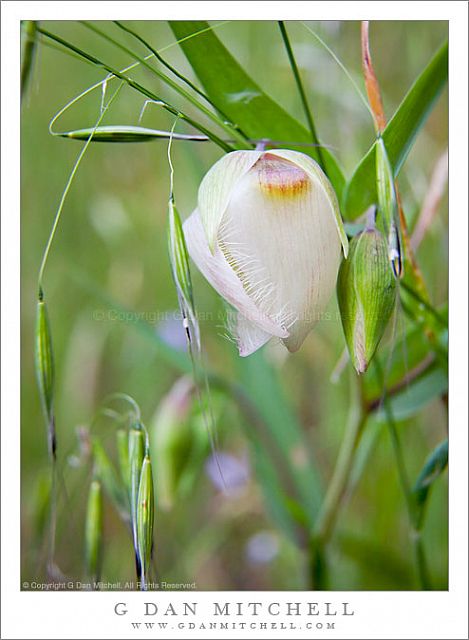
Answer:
[37,82,124,290]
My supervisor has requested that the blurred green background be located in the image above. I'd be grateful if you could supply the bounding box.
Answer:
[21,20,448,590]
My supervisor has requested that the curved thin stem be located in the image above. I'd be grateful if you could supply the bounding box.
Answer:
[301,22,374,120]
[37,81,124,291]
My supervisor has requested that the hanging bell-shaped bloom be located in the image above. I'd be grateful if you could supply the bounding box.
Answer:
[183,149,348,356]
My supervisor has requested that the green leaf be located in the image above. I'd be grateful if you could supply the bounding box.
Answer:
[169,21,346,201]
[374,367,448,423]
[413,439,448,528]
[236,352,323,531]
[343,40,448,219]
[363,324,437,403]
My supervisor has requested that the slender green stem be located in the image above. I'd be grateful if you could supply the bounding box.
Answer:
[80,21,251,150]
[278,21,325,169]
[301,22,374,120]
[37,27,233,152]
[374,358,431,589]
[413,531,431,588]
[399,280,447,328]
[307,375,367,589]
[113,20,250,145]
[37,82,124,291]
[313,402,367,545]
[47,460,58,577]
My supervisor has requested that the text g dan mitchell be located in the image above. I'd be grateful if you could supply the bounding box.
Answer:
[113,601,355,617]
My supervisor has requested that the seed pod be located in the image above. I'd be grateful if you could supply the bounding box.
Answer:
[92,439,128,519]
[136,456,155,589]
[35,295,56,459]
[337,228,397,374]
[128,426,145,559]
[375,137,402,278]
[84,479,103,584]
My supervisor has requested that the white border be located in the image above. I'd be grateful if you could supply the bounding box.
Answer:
[2,2,468,639]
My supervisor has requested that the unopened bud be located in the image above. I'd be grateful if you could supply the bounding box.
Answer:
[337,228,397,374]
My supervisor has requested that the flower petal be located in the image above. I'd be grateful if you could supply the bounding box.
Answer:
[217,153,342,353]
[268,149,349,257]
[233,313,273,357]
[198,150,262,252]
[183,209,288,339]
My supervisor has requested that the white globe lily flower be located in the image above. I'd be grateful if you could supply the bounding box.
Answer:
[183,149,348,357]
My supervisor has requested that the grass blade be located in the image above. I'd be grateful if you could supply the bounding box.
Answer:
[169,21,346,199]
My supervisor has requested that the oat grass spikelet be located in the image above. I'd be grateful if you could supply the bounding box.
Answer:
[85,479,103,585]
[35,293,56,459]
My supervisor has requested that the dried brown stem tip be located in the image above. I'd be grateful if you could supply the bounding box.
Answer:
[361,21,386,134]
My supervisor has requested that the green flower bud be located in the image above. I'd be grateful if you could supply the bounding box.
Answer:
[337,228,397,374]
